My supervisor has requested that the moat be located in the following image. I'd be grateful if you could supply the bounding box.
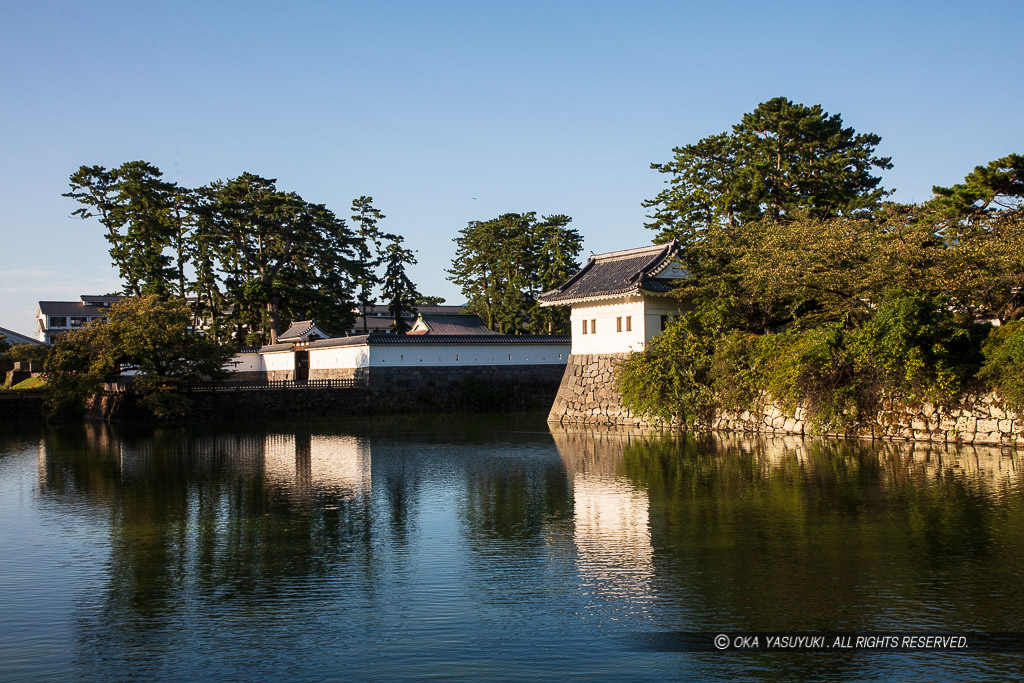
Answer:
[1,414,1022,680]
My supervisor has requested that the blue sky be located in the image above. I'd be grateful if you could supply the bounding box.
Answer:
[1,1,1022,334]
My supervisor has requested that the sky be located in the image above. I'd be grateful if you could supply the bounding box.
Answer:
[1,0,1022,336]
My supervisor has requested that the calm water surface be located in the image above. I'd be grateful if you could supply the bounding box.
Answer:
[1,414,1022,681]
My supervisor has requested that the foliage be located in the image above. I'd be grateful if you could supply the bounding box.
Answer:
[351,196,387,333]
[644,97,892,245]
[380,235,421,334]
[616,313,717,427]
[448,212,582,334]
[44,296,233,419]
[979,321,1024,414]
[64,161,184,298]
[65,162,425,346]
[195,173,363,343]
[5,344,49,364]
[618,294,987,432]
[0,334,9,354]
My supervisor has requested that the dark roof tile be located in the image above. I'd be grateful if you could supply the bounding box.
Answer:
[538,241,685,305]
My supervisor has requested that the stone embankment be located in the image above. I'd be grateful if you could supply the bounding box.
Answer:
[100,364,565,421]
[549,353,1024,447]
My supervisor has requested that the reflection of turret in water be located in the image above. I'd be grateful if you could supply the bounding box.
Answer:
[549,426,655,603]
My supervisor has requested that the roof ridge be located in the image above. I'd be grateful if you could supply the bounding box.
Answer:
[591,243,668,260]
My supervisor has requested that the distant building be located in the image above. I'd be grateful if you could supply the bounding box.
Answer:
[537,241,688,354]
[349,304,465,334]
[408,313,498,336]
[0,326,47,347]
[35,295,122,344]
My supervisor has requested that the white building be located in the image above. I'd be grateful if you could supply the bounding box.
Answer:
[35,295,122,344]
[537,241,688,354]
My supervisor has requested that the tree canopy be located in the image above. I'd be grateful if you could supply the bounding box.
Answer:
[44,295,233,418]
[447,212,582,334]
[620,150,1024,430]
[643,97,892,245]
[65,162,420,345]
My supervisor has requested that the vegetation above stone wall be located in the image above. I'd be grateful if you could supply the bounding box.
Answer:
[619,99,1024,431]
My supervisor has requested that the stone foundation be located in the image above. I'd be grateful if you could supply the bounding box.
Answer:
[548,353,1024,447]
[97,364,566,421]
[548,353,635,425]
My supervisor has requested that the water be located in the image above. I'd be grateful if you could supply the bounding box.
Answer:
[1,414,1022,680]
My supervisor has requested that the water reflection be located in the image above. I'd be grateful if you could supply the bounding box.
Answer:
[552,428,655,607]
[12,421,1024,680]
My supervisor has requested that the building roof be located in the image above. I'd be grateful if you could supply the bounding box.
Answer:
[409,314,500,336]
[38,301,103,316]
[306,333,569,350]
[79,295,123,306]
[0,326,46,346]
[351,316,398,332]
[277,320,330,343]
[357,304,465,317]
[537,241,686,306]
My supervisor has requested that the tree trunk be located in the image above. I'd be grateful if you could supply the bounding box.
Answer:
[267,297,281,344]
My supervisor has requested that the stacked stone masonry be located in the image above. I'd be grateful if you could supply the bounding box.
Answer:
[549,353,1024,447]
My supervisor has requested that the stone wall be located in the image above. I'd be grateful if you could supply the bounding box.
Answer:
[0,392,47,424]
[548,353,1024,447]
[548,353,636,424]
[98,364,565,421]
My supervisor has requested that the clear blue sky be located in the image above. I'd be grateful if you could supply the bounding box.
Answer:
[1,0,1021,334]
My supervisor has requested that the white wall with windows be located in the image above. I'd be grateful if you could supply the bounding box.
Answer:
[568,295,687,355]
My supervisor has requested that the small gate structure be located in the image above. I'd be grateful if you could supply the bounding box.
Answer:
[294,349,309,383]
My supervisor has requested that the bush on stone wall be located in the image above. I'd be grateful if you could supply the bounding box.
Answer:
[979,321,1024,414]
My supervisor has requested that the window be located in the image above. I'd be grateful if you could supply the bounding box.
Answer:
[49,316,67,327]
[616,317,622,332]
[71,317,87,327]
[626,316,632,332]
[590,319,596,334]
[581,319,588,335]
[660,315,669,331]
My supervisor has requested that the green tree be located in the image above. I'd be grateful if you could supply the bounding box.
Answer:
[64,161,185,297]
[351,196,386,333]
[644,97,892,245]
[44,296,233,419]
[195,173,363,343]
[448,212,582,334]
[381,235,421,334]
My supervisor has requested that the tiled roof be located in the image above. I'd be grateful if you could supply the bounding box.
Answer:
[79,295,123,306]
[37,301,102,316]
[278,320,329,342]
[0,326,46,346]
[351,316,397,332]
[357,304,465,317]
[410,314,500,336]
[538,241,685,305]
[307,333,569,349]
[259,343,294,353]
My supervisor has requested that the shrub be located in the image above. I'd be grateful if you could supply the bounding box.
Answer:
[979,320,1024,414]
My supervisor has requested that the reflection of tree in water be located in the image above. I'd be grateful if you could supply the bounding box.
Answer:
[616,432,1024,636]
[35,424,381,666]
[462,457,571,545]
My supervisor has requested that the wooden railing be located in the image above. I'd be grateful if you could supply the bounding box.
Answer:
[187,378,367,391]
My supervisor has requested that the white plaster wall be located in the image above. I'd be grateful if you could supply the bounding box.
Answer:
[368,342,569,366]
[263,351,294,372]
[309,344,369,369]
[570,296,657,354]
[643,298,690,344]
[225,352,264,373]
